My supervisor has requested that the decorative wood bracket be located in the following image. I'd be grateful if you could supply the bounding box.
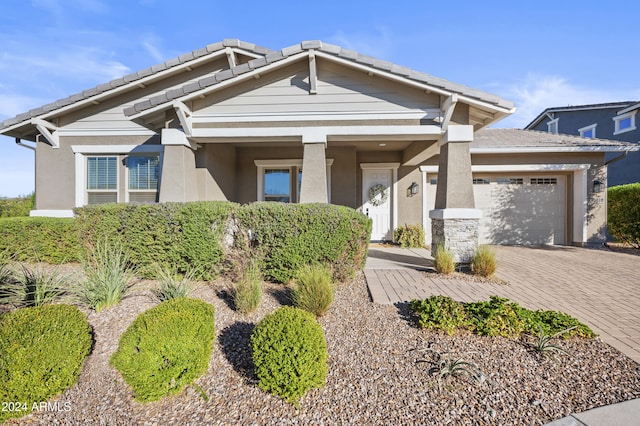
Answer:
[31,118,59,148]
[173,101,193,137]
[308,50,318,94]
[440,94,459,132]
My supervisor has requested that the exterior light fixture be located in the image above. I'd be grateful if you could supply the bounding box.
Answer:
[593,179,604,193]
[407,182,419,197]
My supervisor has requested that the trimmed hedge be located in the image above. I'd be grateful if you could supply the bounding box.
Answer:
[251,306,328,404]
[608,183,640,248]
[110,298,215,402]
[0,304,92,422]
[237,203,371,283]
[75,202,236,279]
[0,217,81,263]
[0,202,371,283]
[0,193,34,218]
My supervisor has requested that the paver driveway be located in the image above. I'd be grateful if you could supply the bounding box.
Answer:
[365,245,640,362]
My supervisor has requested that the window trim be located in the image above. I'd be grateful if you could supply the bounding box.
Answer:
[547,118,559,134]
[255,159,334,203]
[613,111,636,135]
[578,123,597,138]
[86,156,119,205]
[72,145,164,208]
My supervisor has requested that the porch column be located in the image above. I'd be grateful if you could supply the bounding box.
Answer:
[299,134,328,203]
[159,128,199,203]
[429,125,481,262]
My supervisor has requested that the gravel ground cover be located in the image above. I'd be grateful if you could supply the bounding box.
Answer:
[4,272,640,425]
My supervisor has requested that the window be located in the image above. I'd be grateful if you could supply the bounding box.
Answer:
[613,111,636,135]
[530,177,557,185]
[430,179,437,185]
[497,178,523,185]
[255,159,333,203]
[547,118,559,134]
[87,156,118,204]
[264,168,295,202]
[473,178,490,185]
[579,124,597,138]
[128,155,159,203]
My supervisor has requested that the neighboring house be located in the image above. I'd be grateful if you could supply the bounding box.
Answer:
[1,39,637,257]
[525,102,640,186]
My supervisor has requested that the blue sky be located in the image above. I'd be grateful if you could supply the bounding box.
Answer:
[1,0,639,197]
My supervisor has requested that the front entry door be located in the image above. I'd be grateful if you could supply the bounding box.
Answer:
[362,169,392,241]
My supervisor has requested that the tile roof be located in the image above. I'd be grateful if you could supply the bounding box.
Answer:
[474,128,640,151]
[0,39,275,130]
[524,101,640,129]
[124,40,514,117]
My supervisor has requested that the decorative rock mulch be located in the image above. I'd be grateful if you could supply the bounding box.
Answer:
[4,272,640,425]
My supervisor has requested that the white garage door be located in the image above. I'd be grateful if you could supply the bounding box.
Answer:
[426,175,566,245]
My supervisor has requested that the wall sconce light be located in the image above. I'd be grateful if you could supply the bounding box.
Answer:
[593,179,604,193]
[407,182,419,197]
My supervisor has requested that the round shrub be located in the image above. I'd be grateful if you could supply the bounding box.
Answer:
[251,306,328,404]
[110,298,215,402]
[0,304,92,422]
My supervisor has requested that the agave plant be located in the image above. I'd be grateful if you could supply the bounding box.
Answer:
[531,324,576,358]
[413,338,486,386]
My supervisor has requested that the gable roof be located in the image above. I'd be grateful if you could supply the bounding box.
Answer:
[123,40,514,121]
[473,128,640,153]
[524,101,639,129]
[0,39,274,132]
[1,40,515,139]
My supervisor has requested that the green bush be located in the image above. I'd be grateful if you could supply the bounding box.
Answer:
[465,296,526,337]
[237,203,371,283]
[409,295,595,339]
[292,264,334,317]
[0,193,34,218]
[251,306,328,404]
[471,245,497,277]
[0,304,92,422]
[232,258,262,314]
[434,245,455,275]
[72,238,134,312]
[608,183,640,248]
[75,202,236,279]
[409,295,468,335]
[110,298,215,402]
[0,217,81,263]
[394,224,425,248]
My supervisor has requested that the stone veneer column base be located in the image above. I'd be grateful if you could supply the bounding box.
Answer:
[429,209,482,263]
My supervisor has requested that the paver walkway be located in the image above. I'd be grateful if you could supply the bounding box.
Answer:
[364,245,640,362]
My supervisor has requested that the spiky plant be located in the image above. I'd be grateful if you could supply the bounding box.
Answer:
[531,324,576,358]
[232,258,262,314]
[151,266,197,302]
[0,265,67,307]
[73,238,134,311]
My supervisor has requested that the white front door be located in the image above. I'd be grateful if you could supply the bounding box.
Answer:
[362,169,392,241]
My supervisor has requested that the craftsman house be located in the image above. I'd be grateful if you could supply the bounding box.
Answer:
[1,40,637,260]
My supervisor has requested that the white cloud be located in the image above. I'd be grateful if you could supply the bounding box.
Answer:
[328,27,394,59]
[0,94,50,118]
[494,73,640,128]
[141,36,166,63]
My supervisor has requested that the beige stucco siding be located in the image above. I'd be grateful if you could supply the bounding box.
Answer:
[195,144,237,201]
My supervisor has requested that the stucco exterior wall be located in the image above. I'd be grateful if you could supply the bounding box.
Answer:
[195,144,237,201]
[36,135,159,210]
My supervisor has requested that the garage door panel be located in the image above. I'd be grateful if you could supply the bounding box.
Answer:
[424,174,566,246]
[477,176,565,245]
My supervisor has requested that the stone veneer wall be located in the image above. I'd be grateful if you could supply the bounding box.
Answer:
[431,218,480,263]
